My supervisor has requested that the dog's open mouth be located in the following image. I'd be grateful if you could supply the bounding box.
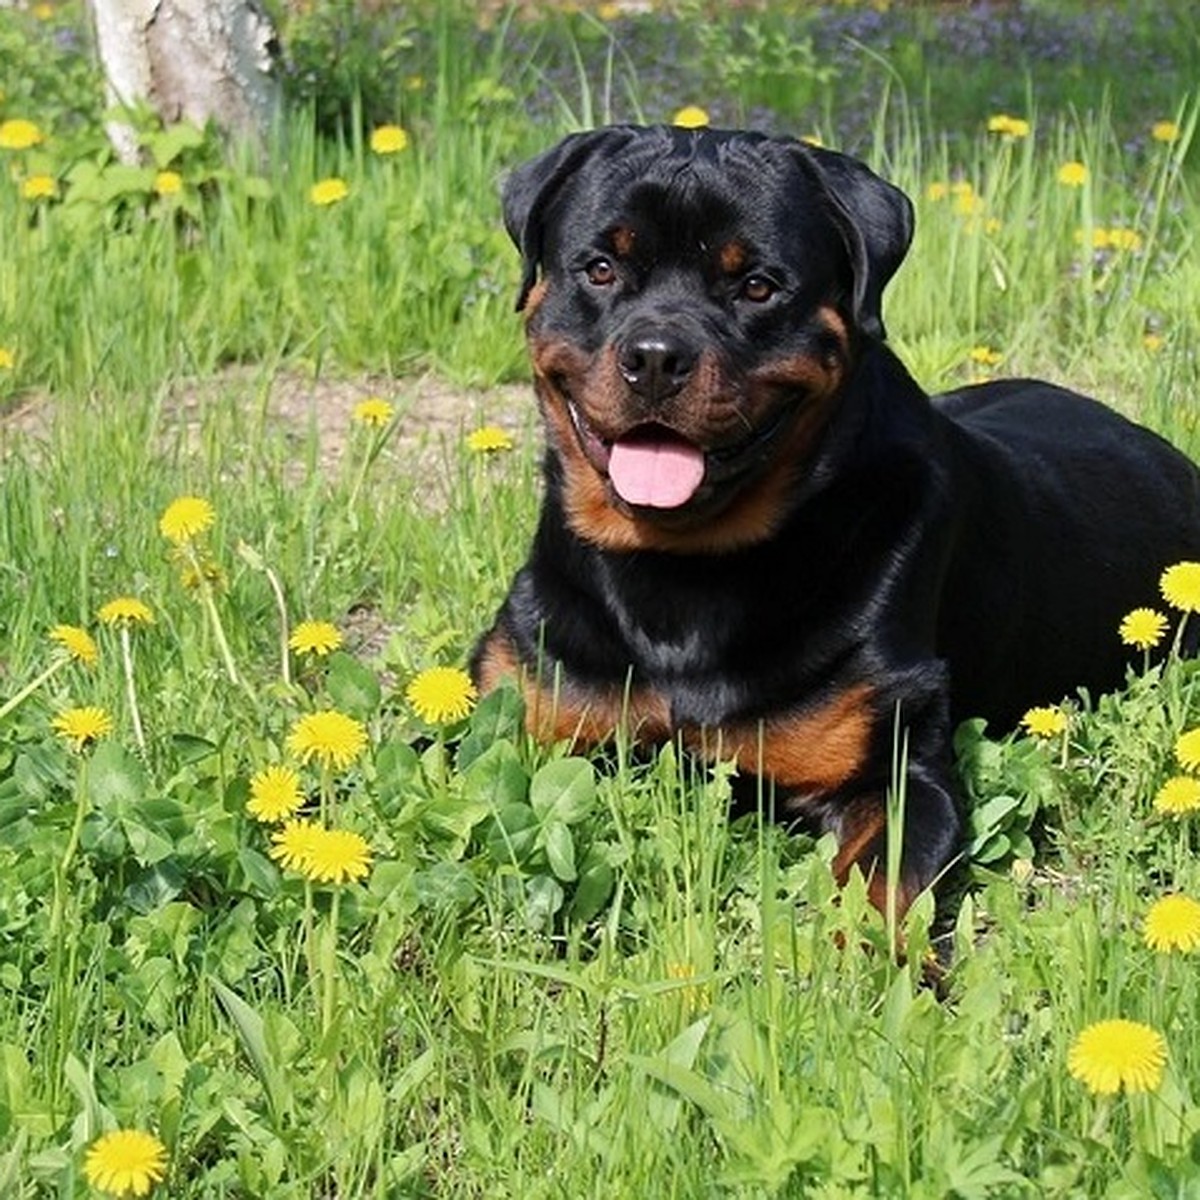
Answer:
[607,426,707,509]
[564,403,705,510]
[566,398,800,513]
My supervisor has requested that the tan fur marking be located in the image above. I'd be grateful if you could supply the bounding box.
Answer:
[474,628,670,748]
[612,226,636,257]
[522,279,549,320]
[831,800,918,919]
[817,304,849,350]
[715,683,873,793]
[719,240,747,274]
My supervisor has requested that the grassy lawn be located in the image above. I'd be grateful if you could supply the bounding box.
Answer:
[1,1,1199,1195]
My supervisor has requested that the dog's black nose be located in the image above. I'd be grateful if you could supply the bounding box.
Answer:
[617,333,696,401]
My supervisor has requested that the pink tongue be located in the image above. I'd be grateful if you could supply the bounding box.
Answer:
[608,436,706,508]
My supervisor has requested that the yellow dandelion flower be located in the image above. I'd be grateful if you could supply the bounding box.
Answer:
[672,105,710,129]
[466,425,514,453]
[1067,1018,1166,1095]
[0,118,43,150]
[52,705,114,752]
[1021,706,1068,738]
[352,396,394,427]
[597,1,621,19]
[310,177,349,206]
[98,596,154,627]
[270,818,322,871]
[1118,607,1167,651]
[286,710,368,771]
[949,181,975,198]
[300,826,373,884]
[406,665,477,724]
[1143,894,1200,953]
[49,623,98,666]
[153,170,182,197]
[986,114,1030,138]
[20,173,56,200]
[1143,333,1165,353]
[1107,228,1143,253]
[83,1128,168,1197]
[925,181,949,202]
[1154,775,1200,815]
[953,190,985,217]
[0,347,13,370]
[369,124,409,155]
[1151,120,1180,144]
[159,495,215,545]
[1174,728,1200,772]
[32,3,54,19]
[247,764,305,823]
[289,620,343,657]
[1161,562,1200,612]
[1058,161,1088,187]
[968,346,1003,367]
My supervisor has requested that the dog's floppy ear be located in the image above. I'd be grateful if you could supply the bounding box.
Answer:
[790,142,914,341]
[502,127,637,312]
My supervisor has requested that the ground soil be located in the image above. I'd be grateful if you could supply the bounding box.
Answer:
[0,369,534,475]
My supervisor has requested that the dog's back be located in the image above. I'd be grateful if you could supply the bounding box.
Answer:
[933,378,1200,727]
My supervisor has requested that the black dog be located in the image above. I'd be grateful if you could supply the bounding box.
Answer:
[472,124,1200,915]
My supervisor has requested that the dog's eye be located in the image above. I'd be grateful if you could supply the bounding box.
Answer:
[741,275,778,303]
[584,257,617,287]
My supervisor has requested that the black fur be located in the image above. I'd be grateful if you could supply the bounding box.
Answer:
[474,125,1200,911]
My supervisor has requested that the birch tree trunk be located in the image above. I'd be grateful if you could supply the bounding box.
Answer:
[89,0,281,162]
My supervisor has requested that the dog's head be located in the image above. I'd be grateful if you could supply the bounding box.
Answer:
[504,125,914,553]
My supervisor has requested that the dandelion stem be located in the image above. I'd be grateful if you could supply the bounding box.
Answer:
[321,887,341,1036]
[347,427,388,514]
[320,763,334,826]
[185,544,243,688]
[302,877,318,1004]
[0,656,67,724]
[119,626,147,754]
[263,563,292,687]
[346,443,374,514]
[50,756,90,942]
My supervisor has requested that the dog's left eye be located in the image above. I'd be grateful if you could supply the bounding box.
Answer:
[740,275,778,303]
[584,257,617,287]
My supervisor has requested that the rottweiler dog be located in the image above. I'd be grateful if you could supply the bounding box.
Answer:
[472,124,1200,915]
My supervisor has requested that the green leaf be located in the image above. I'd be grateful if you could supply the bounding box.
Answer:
[568,848,615,924]
[462,739,528,808]
[484,802,539,867]
[524,875,564,928]
[540,820,576,882]
[325,650,382,716]
[529,757,595,824]
[88,741,147,816]
[123,860,185,913]
[457,684,524,769]
[170,732,220,766]
[212,980,293,1125]
[236,847,279,898]
[143,121,204,168]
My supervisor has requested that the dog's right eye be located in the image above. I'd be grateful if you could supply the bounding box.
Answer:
[584,257,617,287]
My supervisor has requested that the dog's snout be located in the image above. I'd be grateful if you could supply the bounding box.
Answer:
[617,332,697,401]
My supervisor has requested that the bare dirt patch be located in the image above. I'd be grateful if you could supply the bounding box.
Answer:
[2,368,536,478]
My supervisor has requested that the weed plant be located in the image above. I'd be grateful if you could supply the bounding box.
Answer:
[1,1,1200,1195]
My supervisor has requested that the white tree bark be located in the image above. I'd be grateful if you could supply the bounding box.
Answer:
[89,0,281,162]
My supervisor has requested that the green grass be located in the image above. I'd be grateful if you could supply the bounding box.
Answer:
[2,2,1200,1195]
